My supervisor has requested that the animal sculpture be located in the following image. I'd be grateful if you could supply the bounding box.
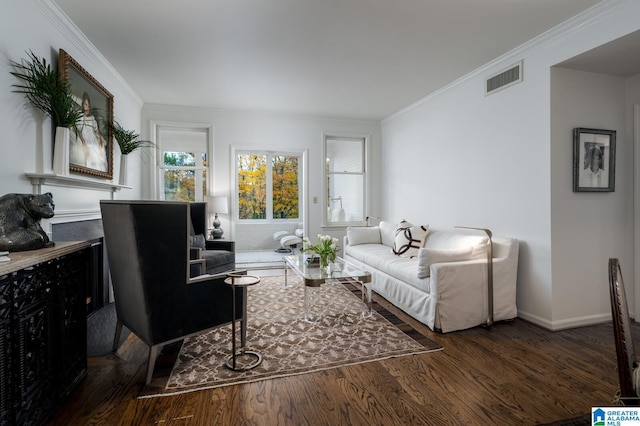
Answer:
[0,192,55,251]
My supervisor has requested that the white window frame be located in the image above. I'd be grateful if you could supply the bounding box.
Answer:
[234,149,303,223]
[322,133,370,227]
[150,122,213,202]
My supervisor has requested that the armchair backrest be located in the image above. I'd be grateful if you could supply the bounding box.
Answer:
[190,202,208,237]
[100,200,191,345]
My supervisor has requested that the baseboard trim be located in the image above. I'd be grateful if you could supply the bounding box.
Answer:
[518,311,612,331]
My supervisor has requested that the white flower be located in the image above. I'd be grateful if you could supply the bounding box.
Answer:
[302,233,339,261]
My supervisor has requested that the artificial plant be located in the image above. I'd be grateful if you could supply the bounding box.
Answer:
[10,50,82,128]
[110,120,153,155]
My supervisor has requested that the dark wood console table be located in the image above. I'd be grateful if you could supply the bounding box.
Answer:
[0,241,90,425]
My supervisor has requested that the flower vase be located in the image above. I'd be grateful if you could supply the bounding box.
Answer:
[320,255,332,275]
[53,127,70,176]
[119,154,127,185]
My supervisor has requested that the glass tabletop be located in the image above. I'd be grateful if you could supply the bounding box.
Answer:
[284,254,371,287]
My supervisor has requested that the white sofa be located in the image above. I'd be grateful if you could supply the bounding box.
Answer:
[343,221,519,333]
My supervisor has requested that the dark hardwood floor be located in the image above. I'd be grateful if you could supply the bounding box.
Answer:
[48,290,627,425]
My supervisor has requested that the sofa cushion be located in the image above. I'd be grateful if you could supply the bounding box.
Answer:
[379,221,397,247]
[345,243,430,292]
[346,243,395,271]
[347,226,381,245]
[424,230,488,250]
[201,250,235,274]
[417,246,473,278]
[393,220,429,258]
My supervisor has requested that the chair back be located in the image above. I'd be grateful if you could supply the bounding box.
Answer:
[190,202,208,237]
[100,200,190,345]
[609,258,639,405]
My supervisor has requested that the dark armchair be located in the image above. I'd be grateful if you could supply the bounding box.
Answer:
[100,200,244,384]
[189,202,235,275]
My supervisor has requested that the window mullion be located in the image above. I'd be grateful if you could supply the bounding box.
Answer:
[266,154,273,220]
[195,151,203,202]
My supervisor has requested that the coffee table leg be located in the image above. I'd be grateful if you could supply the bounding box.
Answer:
[304,285,310,321]
[303,285,322,322]
[284,262,288,287]
[361,281,372,318]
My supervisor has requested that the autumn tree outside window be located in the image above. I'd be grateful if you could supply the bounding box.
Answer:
[162,151,207,201]
[237,151,300,221]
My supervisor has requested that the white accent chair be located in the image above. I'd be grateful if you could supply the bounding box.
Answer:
[273,230,302,253]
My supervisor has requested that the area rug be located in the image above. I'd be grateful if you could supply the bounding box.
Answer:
[139,275,443,398]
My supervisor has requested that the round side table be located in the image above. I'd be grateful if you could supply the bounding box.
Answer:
[224,274,262,371]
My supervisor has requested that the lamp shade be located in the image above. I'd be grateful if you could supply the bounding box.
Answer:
[208,196,229,214]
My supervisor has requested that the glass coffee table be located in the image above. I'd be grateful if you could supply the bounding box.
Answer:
[283,254,372,321]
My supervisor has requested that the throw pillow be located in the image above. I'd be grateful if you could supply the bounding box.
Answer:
[189,234,206,249]
[392,220,429,258]
[347,226,381,245]
[417,246,474,278]
[379,221,398,247]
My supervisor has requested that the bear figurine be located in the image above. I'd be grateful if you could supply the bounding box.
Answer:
[0,192,55,252]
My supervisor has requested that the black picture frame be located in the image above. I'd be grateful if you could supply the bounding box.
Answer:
[59,49,113,179]
[573,127,616,192]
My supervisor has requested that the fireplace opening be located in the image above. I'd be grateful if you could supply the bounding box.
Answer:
[52,219,110,317]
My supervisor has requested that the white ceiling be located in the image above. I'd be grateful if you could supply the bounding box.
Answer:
[54,0,603,121]
[556,30,640,77]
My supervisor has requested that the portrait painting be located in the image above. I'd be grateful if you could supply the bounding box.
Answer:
[59,49,113,179]
[573,127,616,192]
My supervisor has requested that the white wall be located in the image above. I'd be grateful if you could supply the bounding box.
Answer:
[380,0,640,330]
[141,104,381,249]
[627,74,640,319]
[0,0,143,234]
[550,68,634,327]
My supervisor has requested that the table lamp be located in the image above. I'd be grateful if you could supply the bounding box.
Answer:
[208,196,229,239]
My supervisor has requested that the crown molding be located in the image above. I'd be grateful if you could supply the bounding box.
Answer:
[383,0,626,123]
[31,0,143,108]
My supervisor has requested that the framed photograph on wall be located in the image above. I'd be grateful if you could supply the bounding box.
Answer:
[59,49,113,179]
[573,127,616,192]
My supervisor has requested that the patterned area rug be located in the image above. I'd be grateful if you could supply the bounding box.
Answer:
[139,275,443,398]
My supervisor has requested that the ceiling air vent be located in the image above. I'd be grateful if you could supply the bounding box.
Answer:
[485,60,523,95]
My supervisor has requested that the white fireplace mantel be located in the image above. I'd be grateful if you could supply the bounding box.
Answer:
[25,172,131,198]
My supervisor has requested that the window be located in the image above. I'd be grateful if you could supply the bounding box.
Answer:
[156,127,209,201]
[324,135,367,226]
[237,153,266,219]
[236,151,300,221]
